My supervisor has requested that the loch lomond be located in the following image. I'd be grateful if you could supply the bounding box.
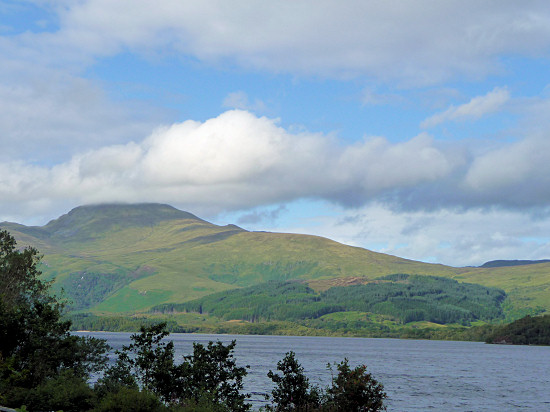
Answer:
[76,332,550,411]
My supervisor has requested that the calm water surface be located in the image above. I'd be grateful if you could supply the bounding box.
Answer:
[77,332,550,411]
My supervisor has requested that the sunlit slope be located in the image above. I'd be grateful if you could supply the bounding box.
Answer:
[2,203,549,316]
[454,264,550,317]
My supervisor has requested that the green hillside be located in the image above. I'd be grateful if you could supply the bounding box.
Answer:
[1,203,549,325]
[153,275,506,325]
[486,314,550,345]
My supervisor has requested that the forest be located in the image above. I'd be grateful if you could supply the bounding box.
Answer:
[485,314,550,345]
[153,274,506,326]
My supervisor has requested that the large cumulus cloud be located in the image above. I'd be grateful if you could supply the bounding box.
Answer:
[2,109,550,225]
[0,110,455,219]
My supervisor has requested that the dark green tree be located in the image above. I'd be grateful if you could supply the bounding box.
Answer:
[97,322,178,404]
[267,351,320,411]
[179,340,250,411]
[0,230,109,408]
[99,323,251,411]
[325,358,386,412]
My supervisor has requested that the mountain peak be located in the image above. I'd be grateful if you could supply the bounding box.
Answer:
[43,203,204,240]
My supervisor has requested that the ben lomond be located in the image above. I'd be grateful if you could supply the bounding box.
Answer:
[1,203,548,337]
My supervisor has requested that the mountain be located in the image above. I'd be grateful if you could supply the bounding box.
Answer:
[480,259,550,268]
[2,203,549,322]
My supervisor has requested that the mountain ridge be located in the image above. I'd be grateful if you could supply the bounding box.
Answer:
[1,203,549,321]
[480,259,550,268]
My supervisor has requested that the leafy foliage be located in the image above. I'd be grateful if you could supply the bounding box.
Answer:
[267,351,320,411]
[267,353,386,412]
[98,323,177,402]
[17,370,97,412]
[70,313,193,332]
[99,323,251,411]
[179,340,250,411]
[93,387,166,412]
[154,275,506,326]
[0,230,109,408]
[325,359,387,412]
[0,229,47,307]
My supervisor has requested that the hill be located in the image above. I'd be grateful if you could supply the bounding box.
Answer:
[486,315,550,345]
[480,259,550,268]
[2,203,549,326]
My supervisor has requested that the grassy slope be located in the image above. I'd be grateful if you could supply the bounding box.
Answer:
[2,204,549,318]
[454,264,550,318]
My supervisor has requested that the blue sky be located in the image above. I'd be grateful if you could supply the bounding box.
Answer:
[2,1,550,266]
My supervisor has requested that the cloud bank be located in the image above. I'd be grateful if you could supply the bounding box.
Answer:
[1,109,549,225]
[0,110,453,217]
[13,1,550,85]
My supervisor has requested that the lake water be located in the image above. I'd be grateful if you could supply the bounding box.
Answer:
[76,332,550,411]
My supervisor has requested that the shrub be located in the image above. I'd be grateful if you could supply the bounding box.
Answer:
[98,323,251,411]
[267,354,386,412]
[93,387,165,412]
[267,351,320,411]
[324,359,386,412]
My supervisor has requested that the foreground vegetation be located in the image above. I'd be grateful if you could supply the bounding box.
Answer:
[1,230,387,411]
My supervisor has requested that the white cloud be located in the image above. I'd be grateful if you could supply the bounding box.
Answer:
[0,65,167,163]
[464,134,550,206]
[14,1,550,85]
[421,87,510,128]
[0,110,455,221]
[3,107,550,226]
[141,111,287,185]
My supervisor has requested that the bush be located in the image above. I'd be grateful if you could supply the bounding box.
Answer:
[14,370,96,412]
[324,359,386,412]
[93,387,165,412]
[98,323,251,411]
[267,354,386,412]
[177,340,250,411]
[267,351,320,411]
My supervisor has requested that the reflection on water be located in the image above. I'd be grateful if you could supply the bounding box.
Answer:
[76,332,550,411]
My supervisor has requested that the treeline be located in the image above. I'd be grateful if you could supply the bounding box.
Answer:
[153,274,506,325]
[69,313,200,333]
[486,314,550,345]
[68,312,499,342]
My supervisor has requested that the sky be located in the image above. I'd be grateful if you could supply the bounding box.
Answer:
[2,1,550,266]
